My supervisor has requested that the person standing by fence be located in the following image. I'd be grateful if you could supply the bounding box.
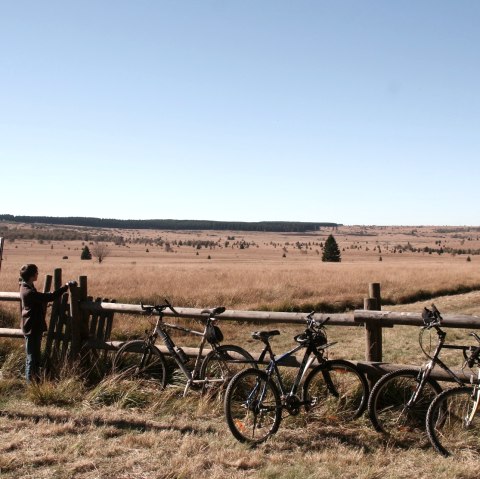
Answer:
[19,264,74,383]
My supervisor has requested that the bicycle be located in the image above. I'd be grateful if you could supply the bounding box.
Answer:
[368,304,477,442]
[426,333,480,457]
[113,300,255,396]
[224,312,369,444]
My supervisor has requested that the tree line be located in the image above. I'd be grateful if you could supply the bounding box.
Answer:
[0,215,339,233]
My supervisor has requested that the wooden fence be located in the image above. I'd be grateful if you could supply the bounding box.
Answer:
[1,268,480,381]
[0,237,4,273]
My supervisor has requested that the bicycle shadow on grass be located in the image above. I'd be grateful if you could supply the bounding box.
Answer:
[260,419,433,455]
[0,409,215,436]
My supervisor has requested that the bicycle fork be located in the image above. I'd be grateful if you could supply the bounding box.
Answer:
[466,373,480,427]
[406,364,433,407]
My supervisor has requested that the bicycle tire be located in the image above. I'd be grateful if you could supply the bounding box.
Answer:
[199,344,257,394]
[426,386,480,457]
[302,359,369,422]
[368,368,442,440]
[113,340,167,389]
[224,368,282,444]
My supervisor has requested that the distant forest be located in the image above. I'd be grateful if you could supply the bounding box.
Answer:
[0,215,340,233]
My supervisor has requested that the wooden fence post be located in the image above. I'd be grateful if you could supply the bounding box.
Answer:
[69,283,81,361]
[0,237,4,273]
[364,282,382,362]
[47,268,62,340]
[42,274,53,294]
[78,275,89,340]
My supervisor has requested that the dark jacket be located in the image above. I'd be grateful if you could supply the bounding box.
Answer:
[19,282,68,336]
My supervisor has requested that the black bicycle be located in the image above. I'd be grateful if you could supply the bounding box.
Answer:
[224,312,369,444]
[113,300,255,395]
[426,333,480,457]
[368,304,477,442]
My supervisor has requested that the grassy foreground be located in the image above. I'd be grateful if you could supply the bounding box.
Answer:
[1,293,480,478]
[0,376,479,479]
[1,226,480,478]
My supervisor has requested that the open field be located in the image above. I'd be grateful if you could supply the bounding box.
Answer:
[1,223,480,311]
[1,223,480,478]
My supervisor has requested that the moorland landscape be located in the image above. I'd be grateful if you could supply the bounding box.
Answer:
[1,220,480,478]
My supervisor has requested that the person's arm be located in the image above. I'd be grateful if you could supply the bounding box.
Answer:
[25,285,69,305]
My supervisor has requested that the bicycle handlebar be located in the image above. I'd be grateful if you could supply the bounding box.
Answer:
[422,304,443,329]
[305,312,330,330]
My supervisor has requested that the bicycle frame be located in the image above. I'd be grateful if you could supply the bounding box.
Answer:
[256,335,333,404]
[408,327,475,406]
[149,313,228,395]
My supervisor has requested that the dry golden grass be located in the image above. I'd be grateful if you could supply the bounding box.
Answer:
[2,225,480,312]
[1,225,480,477]
[0,378,479,479]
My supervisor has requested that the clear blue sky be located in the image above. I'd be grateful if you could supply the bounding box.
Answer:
[1,1,479,225]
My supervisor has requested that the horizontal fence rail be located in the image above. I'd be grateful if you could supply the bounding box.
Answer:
[3,292,480,328]
[2,274,480,383]
[0,292,21,302]
[355,310,480,329]
[79,300,354,325]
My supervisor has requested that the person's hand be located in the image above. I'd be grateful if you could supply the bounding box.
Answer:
[66,280,78,287]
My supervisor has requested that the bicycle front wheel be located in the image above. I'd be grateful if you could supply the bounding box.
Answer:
[224,368,282,444]
[113,340,167,389]
[368,368,442,441]
[302,359,369,422]
[200,345,256,394]
[426,386,480,457]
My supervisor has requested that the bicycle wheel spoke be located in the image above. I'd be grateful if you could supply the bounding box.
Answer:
[225,369,281,444]
[113,341,167,390]
[200,345,255,395]
[427,387,480,457]
[303,360,368,423]
[368,369,441,443]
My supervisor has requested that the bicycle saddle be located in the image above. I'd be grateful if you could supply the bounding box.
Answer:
[252,330,280,341]
[201,306,226,317]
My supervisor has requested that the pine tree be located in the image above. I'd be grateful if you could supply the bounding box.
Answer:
[322,235,341,262]
[81,245,92,260]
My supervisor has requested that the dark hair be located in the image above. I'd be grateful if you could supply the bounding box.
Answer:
[19,264,38,282]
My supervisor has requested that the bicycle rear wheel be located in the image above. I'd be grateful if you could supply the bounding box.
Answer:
[368,368,442,441]
[426,386,480,457]
[200,344,256,394]
[113,340,167,389]
[224,368,282,444]
[302,359,369,422]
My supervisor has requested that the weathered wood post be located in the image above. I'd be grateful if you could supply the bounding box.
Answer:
[42,274,53,294]
[78,275,89,340]
[69,282,81,361]
[0,237,4,273]
[364,282,382,362]
[45,268,62,346]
